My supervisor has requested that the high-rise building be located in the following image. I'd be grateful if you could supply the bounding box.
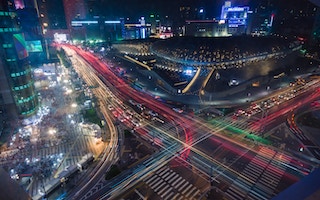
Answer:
[14,0,46,64]
[272,0,317,39]
[0,0,38,122]
[86,0,100,18]
[185,20,229,37]
[250,0,275,36]
[63,0,87,30]
[37,0,67,37]
[197,7,206,20]
[220,1,251,35]
[309,0,320,44]
[312,9,320,43]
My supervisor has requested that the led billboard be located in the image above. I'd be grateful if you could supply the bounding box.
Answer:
[13,33,28,60]
[26,40,43,52]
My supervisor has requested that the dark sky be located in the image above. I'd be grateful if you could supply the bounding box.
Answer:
[98,0,250,20]
[96,0,318,20]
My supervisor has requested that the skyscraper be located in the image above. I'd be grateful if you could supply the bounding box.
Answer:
[0,0,38,122]
[14,0,46,64]
[63,0,87,30]
[37,0,67,35]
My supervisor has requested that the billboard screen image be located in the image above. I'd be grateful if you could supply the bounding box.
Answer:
[26,40,43,52]
[13,33,28,60]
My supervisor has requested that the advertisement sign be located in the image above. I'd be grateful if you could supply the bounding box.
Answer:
[13,33,28,60]
[26,40,43,52]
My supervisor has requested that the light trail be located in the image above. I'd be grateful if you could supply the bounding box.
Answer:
[61,44,315,200]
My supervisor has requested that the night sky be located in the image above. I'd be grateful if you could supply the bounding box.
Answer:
[85,0,320,24]
[98,0,251,20]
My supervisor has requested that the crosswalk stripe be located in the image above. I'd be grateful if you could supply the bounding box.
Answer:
[155,182,167,192]
[254,186,270,200]
[145,174,157,184]
[159,185,170,195]
[260,173,279,185]
[148,176,160,187]
[151,178,164,190]
[158,168,170,177]
[167,173,179,183]
[263,171,280,180]
[226,189,243,200]
[182,183,193,195]
[252,157,268,168]
[228,185,246,197]
[161,171,171,179]
[178,181,189,192]
[256,155,270,162]
[258,177,277,189]
[185,187,197,198]
[156,167,167,175]
[243,169,260,180]
[161,187,173,198]
[255,182,274,196]
[171,176,182,187]
[246,163,263,172]
[177,196,184,200]
[247,191,261,200]
[171,193,180,200]
[174,178,185,189]
[233,177,252,191]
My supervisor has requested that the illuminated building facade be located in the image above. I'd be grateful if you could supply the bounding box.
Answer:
[63,0,87,30]
[310,0,320,43]
[312,10,320,43]
[37,0,68,39]
[123,17,151,40]
[14,0,46,63]
[249,0,275,36]
[71,19,123,41]
[0,1,38,120]
[220,1,251,35]
[185,20,229,37]
[147,14,160,35]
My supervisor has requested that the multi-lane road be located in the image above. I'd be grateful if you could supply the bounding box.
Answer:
[60,44,320,200]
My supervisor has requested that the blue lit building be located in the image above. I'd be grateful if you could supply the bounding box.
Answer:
[0,1,38,122]
[220,1,251,35]
[14,0,46,64]
[71,19,123,41]
[123,17,151,40]
[70,17,151,41]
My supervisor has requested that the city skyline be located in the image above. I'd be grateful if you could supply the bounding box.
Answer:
[1,0,320,200]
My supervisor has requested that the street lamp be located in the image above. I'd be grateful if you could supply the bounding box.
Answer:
[71,103,78,108]
[48,128,56,135]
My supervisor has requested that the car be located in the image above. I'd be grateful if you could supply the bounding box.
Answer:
[172,108,183,113]
[136,104,144,111]
[112,110,119,117]
[123,112,132,119]
[152,117,164,124]
[141,112,151,119]
[148,110,158,117]
[108,105,114,110]
[132,120,141,127]
[118,116,126,122]
[129,99,136,105]
[237,109,245,115]
[126,109,134,115]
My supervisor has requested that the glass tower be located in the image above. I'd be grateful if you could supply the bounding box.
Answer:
[0,0,38,119]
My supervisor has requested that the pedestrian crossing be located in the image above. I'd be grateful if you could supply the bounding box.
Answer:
[222,117,256,134]
[28,134,99,198]
[225,147,292,200]
[143,166,202,200]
